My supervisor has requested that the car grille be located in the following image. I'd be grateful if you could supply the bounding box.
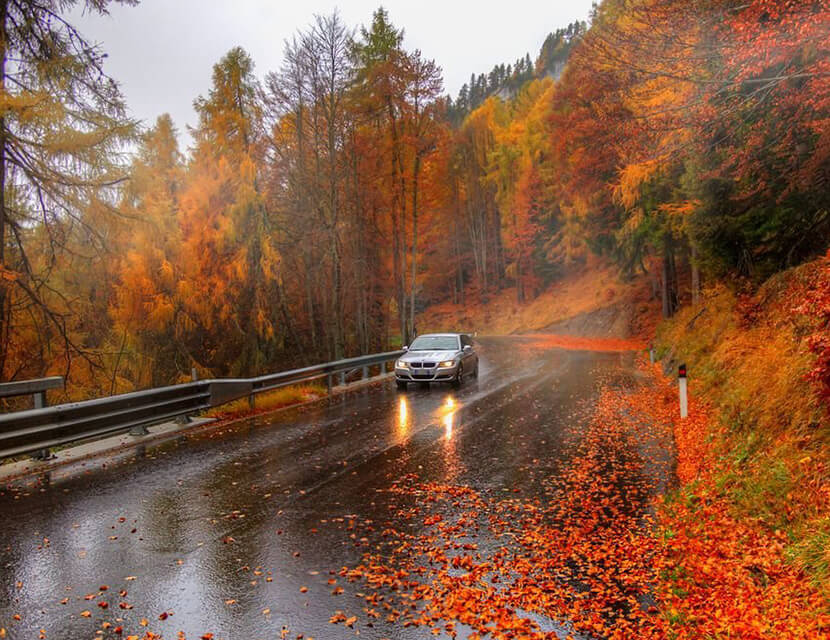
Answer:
[410,362,436,368]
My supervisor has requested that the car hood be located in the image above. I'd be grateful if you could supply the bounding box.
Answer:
[399,350,459,362]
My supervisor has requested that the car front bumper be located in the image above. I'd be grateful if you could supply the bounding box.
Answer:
[395,363,458,382]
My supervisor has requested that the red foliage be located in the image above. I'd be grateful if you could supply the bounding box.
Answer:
[796,251,830,410]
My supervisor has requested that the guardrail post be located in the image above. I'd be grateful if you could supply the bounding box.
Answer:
[31,391,51,460]
[326,374,333,395]
[380,361,386,375]
[129,374,152,434]
[362,365,369,380]
[176,369,200,425]
[339,371,345,387]
[249,393,256,410]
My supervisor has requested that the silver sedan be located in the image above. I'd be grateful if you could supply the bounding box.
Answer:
[395,333,479,389]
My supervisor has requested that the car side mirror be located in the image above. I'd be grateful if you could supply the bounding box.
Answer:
[463,345,472,352]
[402,345,408,351]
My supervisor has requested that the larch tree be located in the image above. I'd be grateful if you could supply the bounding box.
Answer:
[181,47,279,377]
[403,50,443,338]
[349,8,413,344]
[0,0,137,380]
[110,114,186,389]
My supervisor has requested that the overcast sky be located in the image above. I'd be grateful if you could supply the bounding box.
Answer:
[75,1,594,148]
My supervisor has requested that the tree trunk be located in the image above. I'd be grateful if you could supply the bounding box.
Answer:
[387,99,409,346]
[661,248,671,319]
[661,236,678,318]
[330,232,344,359]
[691,244,700,306]
[0,0,7,381]
[409,154,420,339]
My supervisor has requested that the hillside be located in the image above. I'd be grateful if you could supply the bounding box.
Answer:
[418,256,659,339]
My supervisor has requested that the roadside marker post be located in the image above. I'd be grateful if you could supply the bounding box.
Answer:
[678,363,688,419]
[649,346,655,364]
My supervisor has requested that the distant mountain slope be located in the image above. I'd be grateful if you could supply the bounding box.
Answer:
[448,21,587,122]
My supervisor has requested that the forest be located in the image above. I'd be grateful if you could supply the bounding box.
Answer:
[1,0,827,400]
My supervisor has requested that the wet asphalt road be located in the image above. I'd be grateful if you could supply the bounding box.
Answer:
[0,337,659,639]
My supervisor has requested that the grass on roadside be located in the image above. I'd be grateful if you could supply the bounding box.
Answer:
[205,384,325,421]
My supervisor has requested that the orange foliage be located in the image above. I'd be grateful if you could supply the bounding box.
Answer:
[796,250,830,409]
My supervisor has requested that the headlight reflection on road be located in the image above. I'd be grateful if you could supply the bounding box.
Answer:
[442,411,454,438]
[441,395,458,439]
[397,396,411,437]
[440,394,462,482]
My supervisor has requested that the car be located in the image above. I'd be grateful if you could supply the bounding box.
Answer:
[394,333,479,389]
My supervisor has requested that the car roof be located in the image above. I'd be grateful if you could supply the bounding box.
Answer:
[415,333,462,338]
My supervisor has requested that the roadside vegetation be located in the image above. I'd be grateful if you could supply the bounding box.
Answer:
[657,252,830,591]
[204,384,325,421]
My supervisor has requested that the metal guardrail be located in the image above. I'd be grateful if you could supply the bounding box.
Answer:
[0,350,403,461]
[0,376,64,409]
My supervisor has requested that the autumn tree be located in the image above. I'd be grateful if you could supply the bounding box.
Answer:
[349,8,412,343]
[266,13,360,360]
[110,114,186,389]
[0,0,137,380]
[179,47,280,377]
[403,50,443,336]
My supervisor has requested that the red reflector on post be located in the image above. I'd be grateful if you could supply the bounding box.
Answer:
[679,364,687,378]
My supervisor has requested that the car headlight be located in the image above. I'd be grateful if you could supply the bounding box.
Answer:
[438,360,456,368]
[396,360,409,369]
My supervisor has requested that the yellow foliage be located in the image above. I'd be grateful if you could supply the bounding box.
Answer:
[613,159,661,210]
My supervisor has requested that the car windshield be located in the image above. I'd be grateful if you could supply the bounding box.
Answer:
[408,335,459,351]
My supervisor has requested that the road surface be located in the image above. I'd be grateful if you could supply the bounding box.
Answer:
[0,337,666,639]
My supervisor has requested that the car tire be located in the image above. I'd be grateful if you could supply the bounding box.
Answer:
[452,364,463,388]
[473,362,479,378]
[396,380,408,391]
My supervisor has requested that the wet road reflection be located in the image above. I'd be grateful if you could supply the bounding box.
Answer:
[0,338,661,639]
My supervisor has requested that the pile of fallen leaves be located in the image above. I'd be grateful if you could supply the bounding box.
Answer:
[330,367,668,639]
[330,361,830,639]
[520,334,647,354]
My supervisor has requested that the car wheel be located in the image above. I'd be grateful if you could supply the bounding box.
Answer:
[452,364,463,388]
[396,380,408,391]
[473,361,479,378]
